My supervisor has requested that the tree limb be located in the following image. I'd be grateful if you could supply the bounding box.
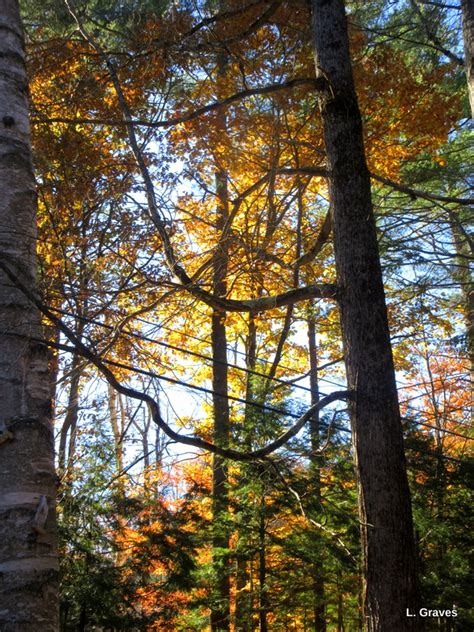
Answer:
[33,77,328,129]
[0,258,349,462]
[278,165,473,205]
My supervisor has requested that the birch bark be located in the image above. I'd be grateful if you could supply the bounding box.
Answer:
[0,1,58,630]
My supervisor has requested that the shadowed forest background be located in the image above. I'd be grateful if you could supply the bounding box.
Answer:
[0,0,472,630]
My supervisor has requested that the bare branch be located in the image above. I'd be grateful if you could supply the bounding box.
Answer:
[57,4,338,314]
[371,173,473,206]
[33,78,328,129]
[0,255,349,462]
[409,0,464,66]
[278,165,473,206]
[295,209,332,266]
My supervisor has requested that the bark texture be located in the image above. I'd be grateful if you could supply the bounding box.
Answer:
[449,211,474,418]
[461,0,474,117]
[0,1,58,629]
[310,1,420,629]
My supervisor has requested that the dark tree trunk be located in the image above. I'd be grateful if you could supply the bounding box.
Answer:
[210,163,231,630]
[307,315,326,632]
[309,1,420,629]
[336,578,344,632]
[78,603,87,632]
[234,315,257,632]
[58,352,83,479]
[258,500,268,632]
[0,1,58,629]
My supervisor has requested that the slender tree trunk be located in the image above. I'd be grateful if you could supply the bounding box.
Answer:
[0,1,58,629]
[458,0,474,416]
[307,314,326,632]
[234,315,257,632]
[108,386,130,570]
[310,1,420,629]
[108,384,124,476]
[336,571,344,632]
[210,58,231,624]
[58,352,83,480]
[78,602,87,632]
[211,181,231,630]
[136,403,154,496]
[258,499,268,632]
[448,211,474,417]
[461,0,474,117]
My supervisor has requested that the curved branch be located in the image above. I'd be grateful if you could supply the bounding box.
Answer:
[62,4,337,313]
[184,282,339,312]
[0,258,349,462]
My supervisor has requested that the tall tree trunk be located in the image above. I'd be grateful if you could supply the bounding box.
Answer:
[258,498,268,632]
[459,0,474,417]
[448,211,474,418]
[307,314,326,632]
[309,1,420,629]
[461,0,474,117]
[0,1,58,629]
[210,180,231,630]
[336,569,344,632]
[234,315,257,632]
[210,59,231,625]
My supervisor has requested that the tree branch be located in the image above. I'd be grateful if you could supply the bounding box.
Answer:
[61,4,337,313]
[278,165,473,205]
[409,0,464,66]
[371,172,473,206]
[295,209,332,266]
[172,281,339,312]
[0,258,349,462]
[33,77,328,129]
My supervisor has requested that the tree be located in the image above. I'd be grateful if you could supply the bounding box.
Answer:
[0,0,58,629]
[309,0,420,629]
[461,0,474,116]
[10,1,470,629]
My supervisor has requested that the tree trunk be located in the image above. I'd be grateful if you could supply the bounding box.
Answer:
[310,1,420,629]
[0,1,58,629]
[307,314,326,632]
[108,384,124,476]
[461,0,474,117]
[58,352,83,480]
[336,572,344,632]
[258,499,268,632]
[234,314,257,632]
[210,94,231,627]
[448,211,474,418]
[460,0,474,419]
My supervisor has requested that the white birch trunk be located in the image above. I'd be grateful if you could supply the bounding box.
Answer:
[0,1,58,629]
